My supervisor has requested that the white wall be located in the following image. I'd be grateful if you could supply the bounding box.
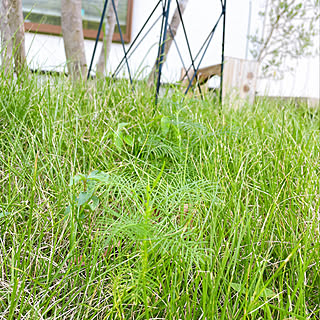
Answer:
[24,0,250,79]
[14,0,320,99]
[249,0,320,99]
[257,56,320,99]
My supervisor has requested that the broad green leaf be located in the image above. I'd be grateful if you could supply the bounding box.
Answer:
[88,170,99,177]
[114,131,123,150]
[260,287,276,298]
[231,283,276,298]
[78,191,93,206]
[231,283,246,295]
[87,180,97,191]
[69,173,86,186]
[114,123,131,150]
[89,196,99,211]
[124,135,134,146]
[88,170,109,182]
[117,122,129,130]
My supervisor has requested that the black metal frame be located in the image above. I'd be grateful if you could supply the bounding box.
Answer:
[87,0,227,104]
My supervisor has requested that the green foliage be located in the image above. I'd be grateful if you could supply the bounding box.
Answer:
[113,122,134,151]
[0,75,319,319]
[231,283,276,299]
[65,170,109,216]
[250,0,320,78]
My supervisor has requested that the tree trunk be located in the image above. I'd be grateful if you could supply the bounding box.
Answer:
[61,0,87,81]
[1,0,27,75]
[0,0,13,74]
[96,0,119,77]
[147,0,189,87]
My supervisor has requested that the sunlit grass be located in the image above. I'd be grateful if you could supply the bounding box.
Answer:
[0,72,319,319]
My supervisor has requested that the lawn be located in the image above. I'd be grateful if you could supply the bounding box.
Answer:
[0,73,319,319]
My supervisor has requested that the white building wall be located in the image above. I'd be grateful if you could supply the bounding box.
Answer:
[250,0,319,99]
[7,0,320,99]
[24,0,252,80]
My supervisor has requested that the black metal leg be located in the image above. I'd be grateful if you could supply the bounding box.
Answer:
[155,0,172,105]
[87,0,109,80]
[220,0,226,104]
[175,0,201,97]
[111,0,133,89]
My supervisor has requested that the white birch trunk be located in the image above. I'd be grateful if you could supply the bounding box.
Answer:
[147,0,189,87]
[0,0,13,74]
[61,0,87,81]
[96,0,119,77]
[1,0,27,75]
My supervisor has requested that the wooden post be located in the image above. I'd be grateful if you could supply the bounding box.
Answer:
[222,57,259,105]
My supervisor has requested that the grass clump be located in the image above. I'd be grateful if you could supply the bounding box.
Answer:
[0,73,319,319]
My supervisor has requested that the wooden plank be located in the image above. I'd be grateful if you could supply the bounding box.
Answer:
[180,64,221,85]
[222,57,259,104]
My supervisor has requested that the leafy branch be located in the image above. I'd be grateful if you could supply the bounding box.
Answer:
[249,0,320,78]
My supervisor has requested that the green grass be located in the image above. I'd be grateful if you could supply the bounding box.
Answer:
[0,71,319,319]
